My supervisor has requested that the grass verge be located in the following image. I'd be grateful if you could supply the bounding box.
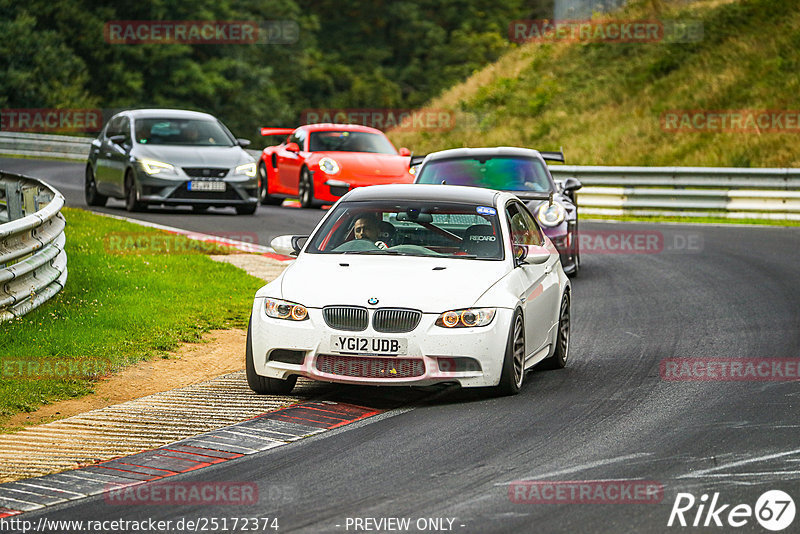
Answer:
[0,207,264,425]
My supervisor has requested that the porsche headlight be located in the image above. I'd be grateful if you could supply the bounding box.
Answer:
[536,202,566,227]
[235,162,257,177]
[140,159,176,175]
[319,157,340,175]
[435,308,496,328]
[265,298,308,321]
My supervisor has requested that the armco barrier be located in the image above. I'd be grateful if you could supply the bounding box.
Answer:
[550,166,800,220]
[1,133,798,220]
[0,172,67,323]
[0,131,91,161]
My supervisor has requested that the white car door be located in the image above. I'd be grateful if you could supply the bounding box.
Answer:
[505,201,560,357]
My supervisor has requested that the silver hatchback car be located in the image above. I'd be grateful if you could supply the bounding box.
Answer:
[85,109,259,214]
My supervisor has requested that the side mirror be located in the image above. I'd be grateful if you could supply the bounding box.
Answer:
[108,135,127,146]
[270,235,308,256]
[514,244,550,266]
[237,138,251,148]
[285,142,300,153]
[398,147,411,157]
[562,177,582,192]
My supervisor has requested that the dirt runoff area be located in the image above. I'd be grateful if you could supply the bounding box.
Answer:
[4,253,289,430]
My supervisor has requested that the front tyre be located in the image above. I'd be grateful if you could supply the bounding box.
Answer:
[258,161,282,205]
[298,167,316,209]
[85,164,108,207]
[541,291,571,370]
[246,315,297,395]
[124,170,146,212]
[236,203,258,215]
[494,309,525,396]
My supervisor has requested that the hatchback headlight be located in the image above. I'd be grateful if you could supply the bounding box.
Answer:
[235,162,257,177]
[536,202,566,227]
[140,159,176,175]
[319,157,340,175]
[265,298,308,321]
[435,308,496,328]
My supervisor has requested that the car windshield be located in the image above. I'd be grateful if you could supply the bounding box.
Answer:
[134,118,236,146]
[416,156,553,193]
[308,131,397,154]
[306,200,504,260]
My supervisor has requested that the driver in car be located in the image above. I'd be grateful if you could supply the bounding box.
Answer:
[354,214,388,249]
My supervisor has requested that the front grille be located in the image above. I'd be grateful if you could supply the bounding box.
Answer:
[322,306,368,331]
[183,167,228,178]
[373,308,421,333]
[316,355,425,378]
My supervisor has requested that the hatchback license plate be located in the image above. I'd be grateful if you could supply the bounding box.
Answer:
[188,181,226,192]
[331,336,407,356]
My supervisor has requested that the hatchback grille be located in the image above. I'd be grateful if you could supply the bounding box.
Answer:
[322,306,368,331]
[316,355,425,378]
[183,167,229,178]
[373,308,421,333]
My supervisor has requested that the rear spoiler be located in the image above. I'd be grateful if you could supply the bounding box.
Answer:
[260,127,294,137]
[540,149,565,163]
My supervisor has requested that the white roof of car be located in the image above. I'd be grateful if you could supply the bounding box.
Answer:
[342,184,515,206]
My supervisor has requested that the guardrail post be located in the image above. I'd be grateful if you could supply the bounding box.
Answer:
[22,186,38,216]
[4,182,23,221]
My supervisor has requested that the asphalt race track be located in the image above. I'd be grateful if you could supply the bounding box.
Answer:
[2,157,800,532]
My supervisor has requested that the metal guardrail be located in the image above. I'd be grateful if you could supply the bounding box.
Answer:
[0,133,798,220]
[0,131,91,161]
[0,172,67,323]
[550,166,800,220]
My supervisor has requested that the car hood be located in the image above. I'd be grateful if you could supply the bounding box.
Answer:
[277,254,509,312]
[316,152,411,181]
[132,145,253,168]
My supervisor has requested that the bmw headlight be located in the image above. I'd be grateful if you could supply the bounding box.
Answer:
[265,298,308,321]
[536,202,566,227]
[318,157,340,175]
[435,308,496,328]
[235,162,257,177]
[139,159,176,175]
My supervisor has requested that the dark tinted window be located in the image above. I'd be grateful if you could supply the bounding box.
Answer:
[417,156,552,193]
[134,118,235,146]
[308,131,396,154]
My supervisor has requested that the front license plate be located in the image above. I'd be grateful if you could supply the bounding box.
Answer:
[331,336,407,356]
[188,181,226,192]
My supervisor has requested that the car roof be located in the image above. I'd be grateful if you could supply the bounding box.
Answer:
[342,183,515,206]
[424,146,545,161]
[299,123,386,135]
[119,109,219,121]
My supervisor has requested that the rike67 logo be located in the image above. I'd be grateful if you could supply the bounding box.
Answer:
[668,490,795,531]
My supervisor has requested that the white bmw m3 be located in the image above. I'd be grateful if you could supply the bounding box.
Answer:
[246,184,571,396]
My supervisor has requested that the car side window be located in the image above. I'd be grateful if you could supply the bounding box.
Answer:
[519,204,544,245]
[288,129,306,150]
[104,117,122,139]
[118,117,131,144]
[506,202,542,246]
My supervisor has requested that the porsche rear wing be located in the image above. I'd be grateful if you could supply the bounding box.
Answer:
[260,127,294,137]
[539,149,565,163]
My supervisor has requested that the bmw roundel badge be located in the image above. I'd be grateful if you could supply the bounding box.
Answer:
[368,297,379,305]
